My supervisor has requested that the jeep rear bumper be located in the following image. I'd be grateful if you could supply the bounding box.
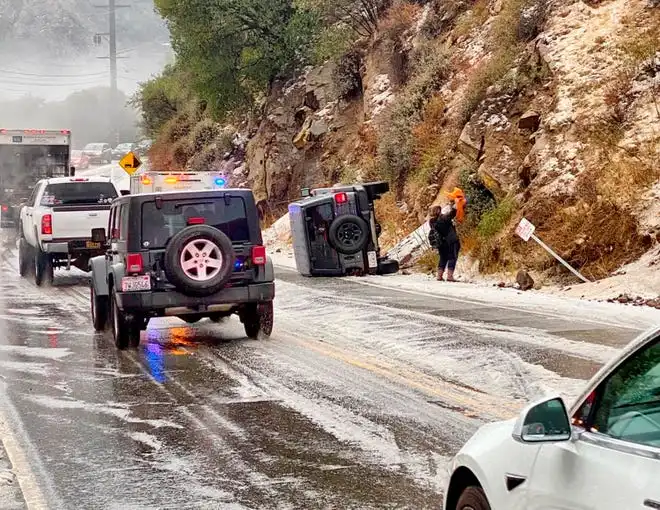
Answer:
[116,282,275,314]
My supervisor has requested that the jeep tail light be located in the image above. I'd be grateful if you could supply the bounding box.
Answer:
[41,214,52,235]
[1,205,8,212]
[187,217,205,225]
[126,253,143,274]
[334,192,348,204]
[251,245,266,265]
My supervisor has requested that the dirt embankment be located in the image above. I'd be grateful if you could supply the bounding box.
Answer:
[151,0,660,288]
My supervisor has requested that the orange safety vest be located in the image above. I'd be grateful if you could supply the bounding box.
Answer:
[445,187,466,223]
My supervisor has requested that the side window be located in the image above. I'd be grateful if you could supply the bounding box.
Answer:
[110,206,119,240]
[29,183,43,207]
[119,205,129,241]
[588,337,660,448]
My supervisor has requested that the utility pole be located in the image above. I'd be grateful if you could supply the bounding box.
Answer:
[94,1,129,147]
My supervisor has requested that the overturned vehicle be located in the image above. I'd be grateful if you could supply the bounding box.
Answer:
[288,181,399,277]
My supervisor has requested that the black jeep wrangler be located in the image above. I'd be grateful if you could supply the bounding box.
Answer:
[88,189,275,349]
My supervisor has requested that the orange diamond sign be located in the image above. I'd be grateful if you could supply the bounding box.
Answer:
[118,151,142,175]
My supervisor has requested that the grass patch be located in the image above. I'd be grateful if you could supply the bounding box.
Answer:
[415,248,439,274]
[452,0,490,40]
[378,40,450,184]
[477,198,515,239]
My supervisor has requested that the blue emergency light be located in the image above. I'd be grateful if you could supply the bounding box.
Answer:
[215,177,227,187]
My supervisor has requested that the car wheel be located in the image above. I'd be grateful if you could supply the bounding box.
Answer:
[377,258,399,275]
[456,487,491,510]
[163,225,235,297]
[241,301,273,339]
[111,291,139,349]
[34,249,53,287]
[91,284,109,331]
[328,215,370,255]
[18,238,33,277]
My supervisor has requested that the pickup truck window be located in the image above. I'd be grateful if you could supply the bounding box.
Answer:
[40,182,117,206]
[141,197,250,248]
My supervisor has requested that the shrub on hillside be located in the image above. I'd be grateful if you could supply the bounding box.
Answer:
[189,119,222,153]
[477,198,515,239]
[379,2,421,44]
[458,169,496,230]
[378,42,449,183]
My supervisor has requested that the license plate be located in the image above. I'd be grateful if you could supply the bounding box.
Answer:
[86,241,101,249]
[367,251,377,268]
[121,275,151,292]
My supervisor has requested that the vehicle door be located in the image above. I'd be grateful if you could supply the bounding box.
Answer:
[524,332,660,510]
[21,182,43,246]
[305,202,340,270]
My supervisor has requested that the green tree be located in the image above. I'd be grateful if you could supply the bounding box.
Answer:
[154,0,320,117]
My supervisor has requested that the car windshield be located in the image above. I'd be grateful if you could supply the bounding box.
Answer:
[141,197,250,248]
[116,144,131,150]
[84,144,103,151]
[41,182,117,206]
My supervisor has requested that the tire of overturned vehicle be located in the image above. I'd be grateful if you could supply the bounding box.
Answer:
[164,225,235,297]
[328,215,370,255]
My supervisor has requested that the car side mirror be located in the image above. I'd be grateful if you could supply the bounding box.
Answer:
[120,190,130,196]
[512,396,571,443]
[91,228,107,243]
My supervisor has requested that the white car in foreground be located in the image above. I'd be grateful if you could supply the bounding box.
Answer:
[444,325,660,510]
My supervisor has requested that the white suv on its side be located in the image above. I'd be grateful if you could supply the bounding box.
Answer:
[444,325,660,510]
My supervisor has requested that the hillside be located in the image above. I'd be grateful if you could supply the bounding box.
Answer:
[136,0,660,288]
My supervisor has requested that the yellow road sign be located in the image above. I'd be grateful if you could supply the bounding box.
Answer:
[118,151,142,175]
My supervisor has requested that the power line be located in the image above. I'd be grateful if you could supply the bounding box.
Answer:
[0,68,108,78]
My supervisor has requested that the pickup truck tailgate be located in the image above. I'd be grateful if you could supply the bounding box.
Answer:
[51,205,110,239]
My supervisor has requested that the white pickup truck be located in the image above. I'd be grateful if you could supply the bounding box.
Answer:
[18,176,120,285]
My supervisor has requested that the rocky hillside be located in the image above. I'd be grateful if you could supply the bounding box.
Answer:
[143,0,660,283]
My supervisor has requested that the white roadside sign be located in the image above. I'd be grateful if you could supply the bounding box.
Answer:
[514,217,590,283]
[515,218,536,242]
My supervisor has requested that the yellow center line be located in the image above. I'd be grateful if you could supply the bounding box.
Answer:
[280,325,521,422]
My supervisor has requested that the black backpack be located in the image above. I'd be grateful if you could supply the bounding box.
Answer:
[428,222,439,248]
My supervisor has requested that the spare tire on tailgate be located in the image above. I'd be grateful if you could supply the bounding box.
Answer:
[164,225,235,297]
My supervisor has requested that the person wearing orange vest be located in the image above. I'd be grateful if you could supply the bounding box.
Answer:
[431,187,466,281]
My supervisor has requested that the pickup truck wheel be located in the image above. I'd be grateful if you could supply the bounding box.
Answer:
[18,238,34,277]
[34,250,53,287]
[164,225,235,297]
[91,285,109,331]
[456,487,491,510]
[111,292,140,349]
[241,301,274,339]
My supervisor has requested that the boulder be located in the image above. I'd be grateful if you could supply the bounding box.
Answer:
[458,123,484,161]
[518,111,541,131]
[516,270,535,291]
[309,118,328,138]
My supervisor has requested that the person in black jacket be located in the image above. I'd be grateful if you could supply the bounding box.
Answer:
[433,204,460,281]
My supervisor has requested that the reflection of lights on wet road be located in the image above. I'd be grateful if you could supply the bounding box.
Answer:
[144,341,166,383]
[47,327,59,348]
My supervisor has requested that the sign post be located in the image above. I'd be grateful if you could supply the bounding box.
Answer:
[515,218,590,283]
[118,151,142,176]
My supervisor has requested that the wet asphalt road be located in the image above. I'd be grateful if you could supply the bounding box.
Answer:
[0,237,646,509]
